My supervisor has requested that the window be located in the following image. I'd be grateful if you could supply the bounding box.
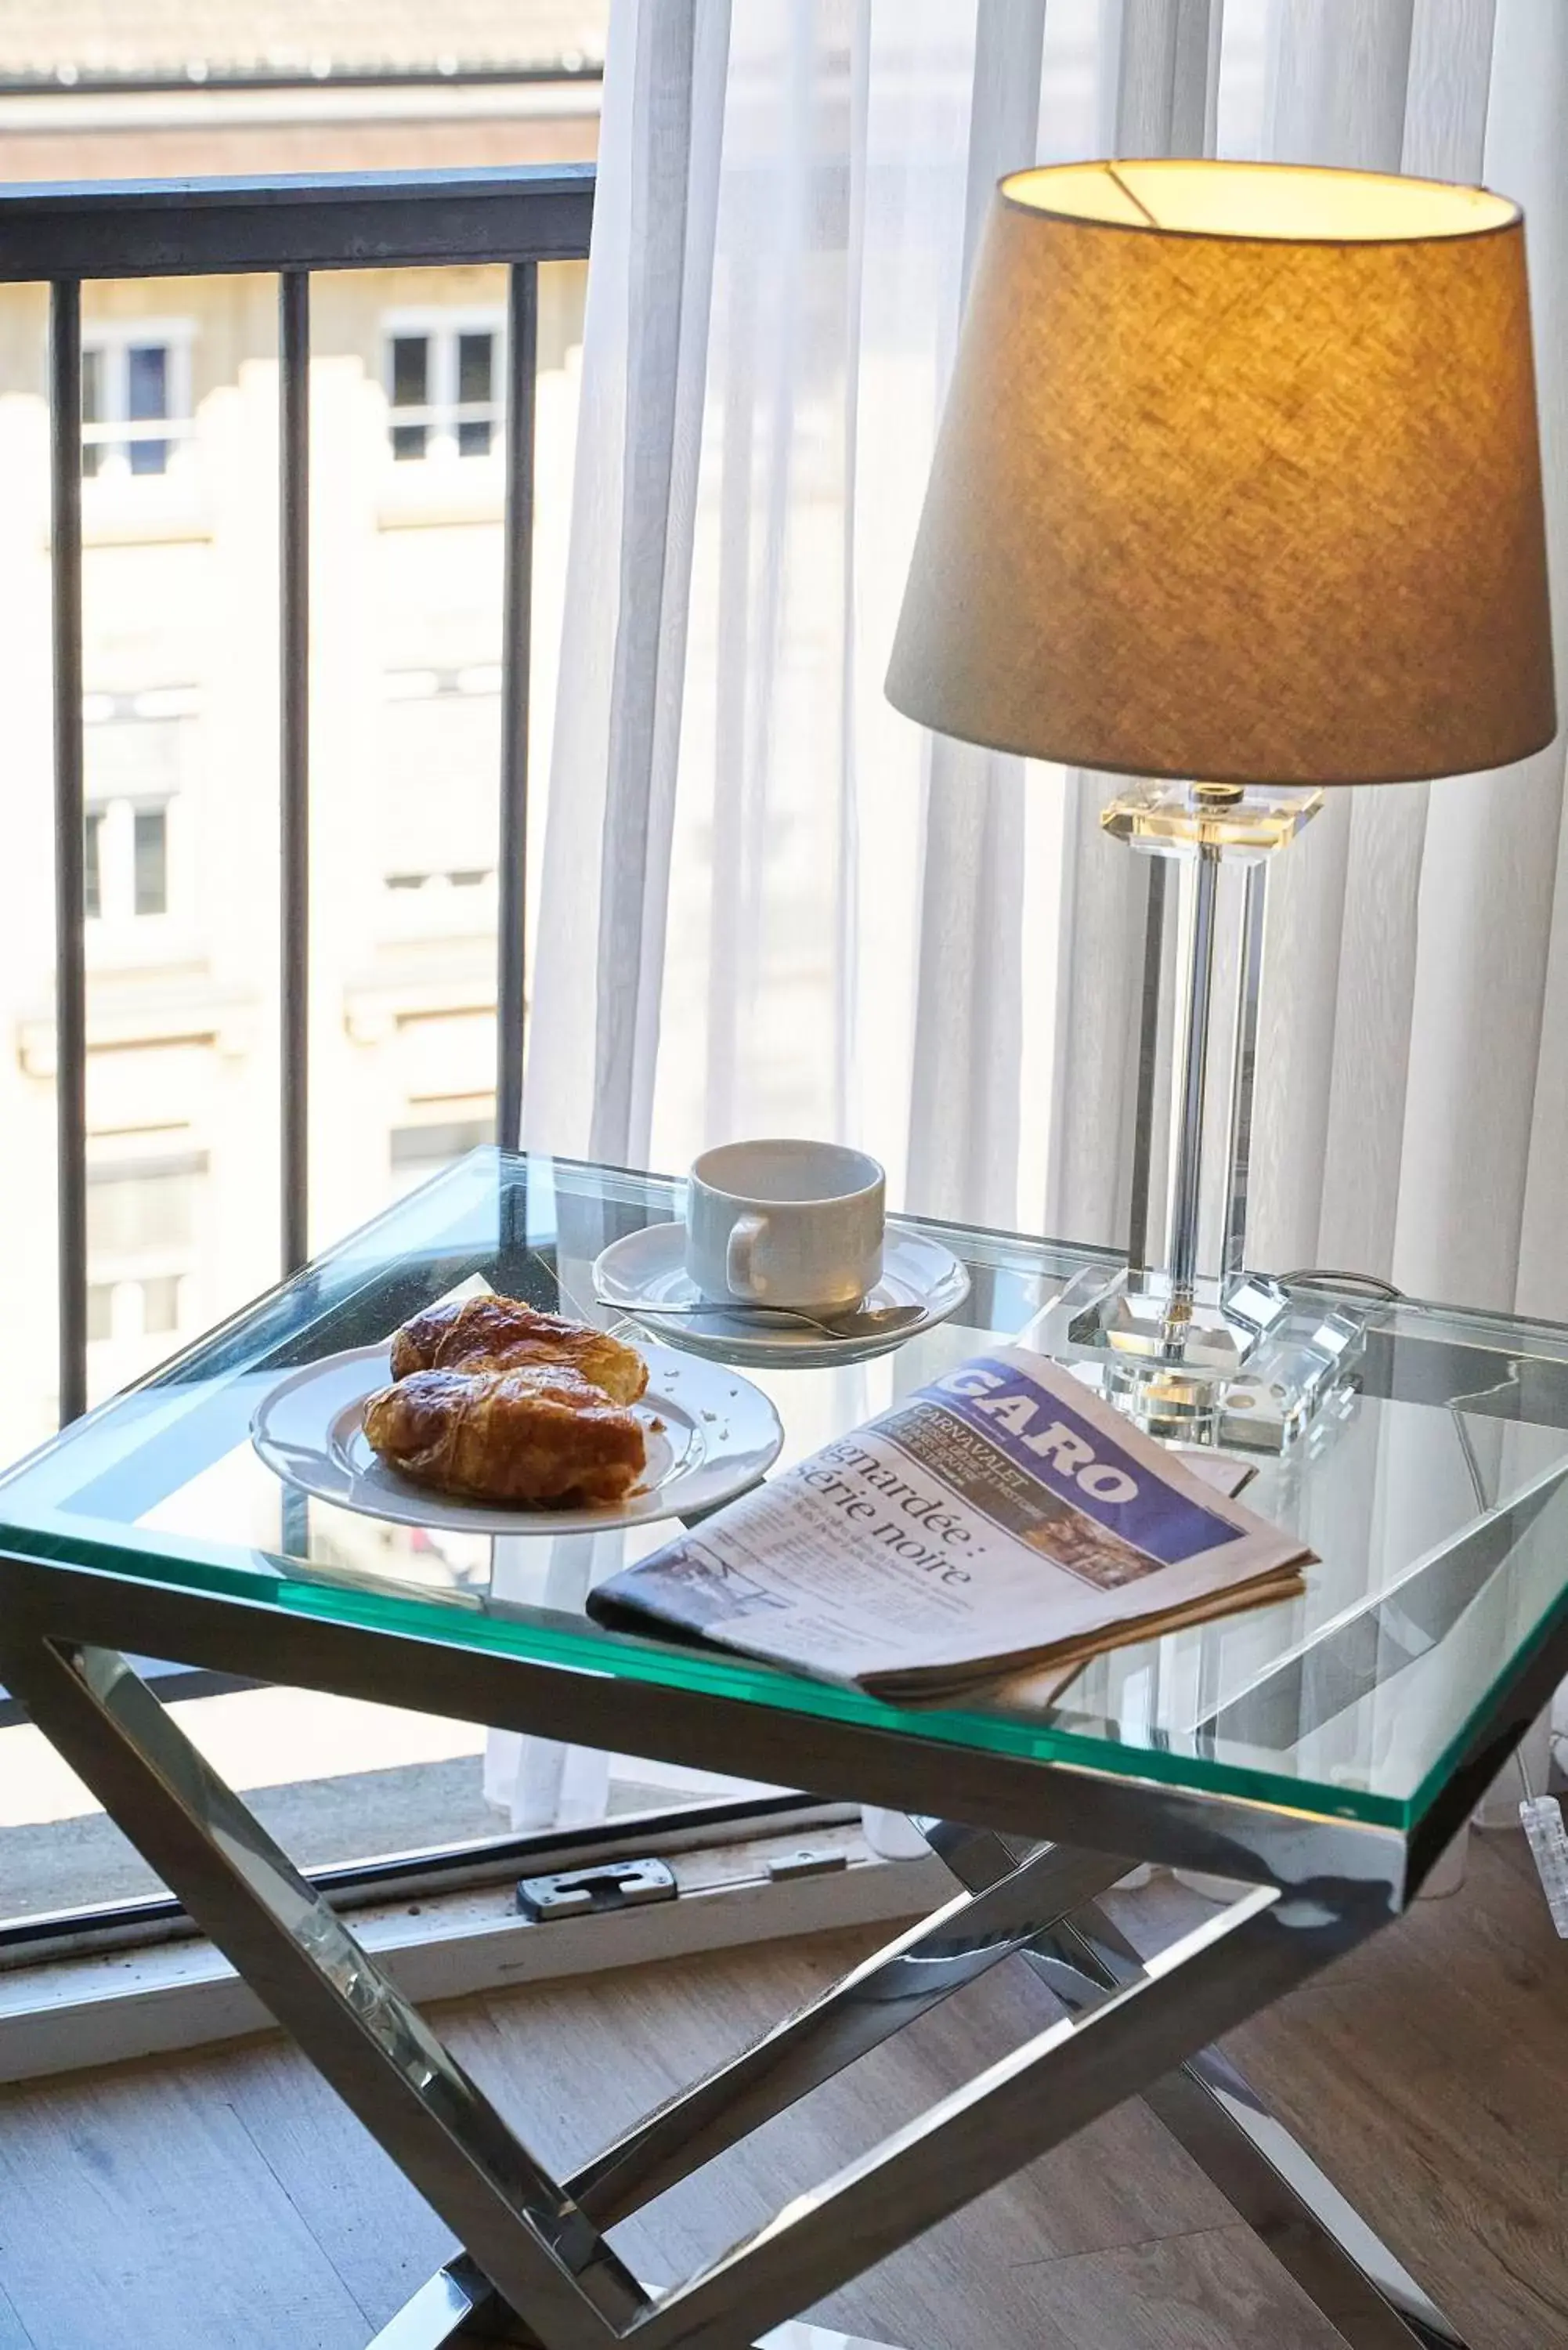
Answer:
[379,669,499,898]
[140,1273,182,1334]
[85,801,169,921]
[81,326,193,479]
[385,316,503,462]
[134,806,168,916]
[86,1274,181,1345]
[86,1155,204,1259]
[83,692,198,924]
[84,810,103,919]
[85,1151,206,1358]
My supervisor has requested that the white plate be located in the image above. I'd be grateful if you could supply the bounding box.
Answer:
[251,1341,784,1537]
[591,1220,971,1368]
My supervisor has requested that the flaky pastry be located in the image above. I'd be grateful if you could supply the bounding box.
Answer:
[363,1365,646,1508]
[389,1295,648,1405]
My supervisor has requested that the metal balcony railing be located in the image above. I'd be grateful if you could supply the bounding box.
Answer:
[0,165,596,1423]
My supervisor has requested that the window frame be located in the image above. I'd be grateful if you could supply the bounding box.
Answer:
[84,1148,208,1358]
[0,1796,904,2075]
[82,689,201,935]
[377,666,503,913]
[82,797,172,926]
[381,306,506,467]
[79,316,196,483]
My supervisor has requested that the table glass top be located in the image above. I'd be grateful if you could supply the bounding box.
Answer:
[3,1148,1566,1832]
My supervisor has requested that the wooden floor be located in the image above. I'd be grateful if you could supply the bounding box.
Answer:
[1,1831,1566,2348]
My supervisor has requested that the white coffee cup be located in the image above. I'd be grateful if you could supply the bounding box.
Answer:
[685,1139,885,1311]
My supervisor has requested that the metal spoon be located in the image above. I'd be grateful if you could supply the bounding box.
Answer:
[593,1292,925,1342]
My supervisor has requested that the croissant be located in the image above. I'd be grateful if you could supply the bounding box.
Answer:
[390,1296,648,1405]
[363,1365,647,1507]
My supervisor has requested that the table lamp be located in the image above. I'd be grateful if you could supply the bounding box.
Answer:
[887,159,1555,1448]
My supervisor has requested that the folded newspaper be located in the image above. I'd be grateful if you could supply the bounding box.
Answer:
[589,1346,1313,1702]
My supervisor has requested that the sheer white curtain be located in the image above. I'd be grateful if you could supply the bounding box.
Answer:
[526,0,1568,1321]
[497,0,1568,1832]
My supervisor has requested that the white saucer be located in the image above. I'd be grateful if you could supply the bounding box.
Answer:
[591,1221,971,1368]
[251,1341,783,1537]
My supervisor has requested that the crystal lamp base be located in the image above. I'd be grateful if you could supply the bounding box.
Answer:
[1039,778,1367,1454]
[1035,1261,1371,1452]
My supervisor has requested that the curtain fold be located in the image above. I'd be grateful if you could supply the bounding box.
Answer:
[526,0,732,1169]
[1404,0,1568,1309]
[1246,0,1416,1274]
[526,0,1568,1305]
[902,0,1042,1224]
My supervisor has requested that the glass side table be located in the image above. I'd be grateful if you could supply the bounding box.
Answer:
[3,1146,1564,2350]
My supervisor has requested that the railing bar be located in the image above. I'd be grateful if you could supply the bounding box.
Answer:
[0,67,604,103]
[0,167,595,284]
[279,269,310,1274]
[50,280,87,1426]
[497,258,538,1155]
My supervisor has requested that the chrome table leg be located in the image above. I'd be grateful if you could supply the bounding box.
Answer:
[0,1636,644,2350]
[0,1625,1403,2350]
[570,1838,1129,2224]
[369,1838,1129,2347]
[628,1875,1370,2349]
[919,1818,1468,2350]
[367,2256,539,2345]
[367,2261,904,2350]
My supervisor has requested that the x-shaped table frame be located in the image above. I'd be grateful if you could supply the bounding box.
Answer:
[2,1539,1539,2350]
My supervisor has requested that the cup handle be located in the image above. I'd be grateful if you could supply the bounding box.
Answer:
[725,1213,769,1298]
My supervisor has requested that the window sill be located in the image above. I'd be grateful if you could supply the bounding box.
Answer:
[18,978,255,1076]
[0,1821,948,2084]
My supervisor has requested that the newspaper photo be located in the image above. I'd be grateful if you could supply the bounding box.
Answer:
[589,1347,1313,1701]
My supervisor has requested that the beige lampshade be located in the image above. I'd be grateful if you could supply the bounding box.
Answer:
[887,160,1555,786]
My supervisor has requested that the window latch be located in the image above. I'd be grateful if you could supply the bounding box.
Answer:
[515,1857,677,1922]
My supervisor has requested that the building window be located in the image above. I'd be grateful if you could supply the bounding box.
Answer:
[139,1272,183,1334]
[86,1155,204,1259]
[85,1150,206,1353]
[84,809,103,919]
[85,801,168,921]
[134,806,168,916]
[384,317,502,462]
[87,1275,182,1344]
[81,327,193,479]
[83,692,198,924]
[378,669,500,900]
